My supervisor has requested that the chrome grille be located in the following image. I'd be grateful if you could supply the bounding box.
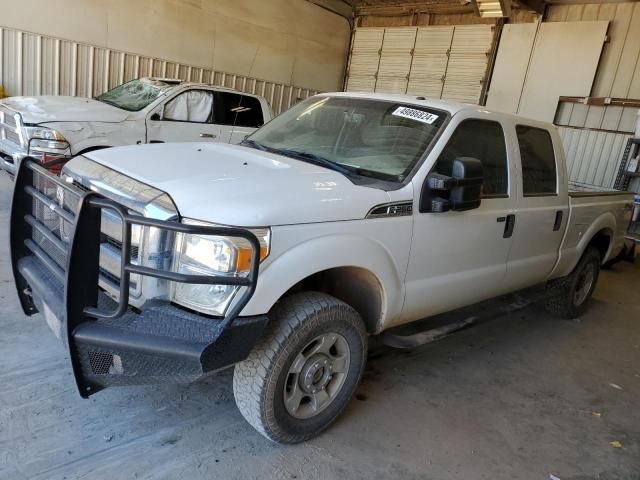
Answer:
[0,105,23,147]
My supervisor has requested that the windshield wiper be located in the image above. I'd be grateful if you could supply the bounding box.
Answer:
[266,148,355,177]
[95,97,120,109]
[240,139,268,151]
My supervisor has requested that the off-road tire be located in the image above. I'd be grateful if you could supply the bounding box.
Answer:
[233,292,367,443]
[545,246,601,319]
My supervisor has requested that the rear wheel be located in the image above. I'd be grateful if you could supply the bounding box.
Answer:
[545,246,601,319]
[233,292,367,443]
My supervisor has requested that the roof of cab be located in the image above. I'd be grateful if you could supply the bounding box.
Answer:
[318,91,555,129]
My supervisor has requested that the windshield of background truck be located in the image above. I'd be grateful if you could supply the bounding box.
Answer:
[96,78,172,112]
[247,96,446,182]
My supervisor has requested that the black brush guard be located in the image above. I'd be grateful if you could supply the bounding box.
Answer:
[10,159,267,398]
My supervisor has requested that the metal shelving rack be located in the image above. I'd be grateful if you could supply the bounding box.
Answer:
[613,138,640,243]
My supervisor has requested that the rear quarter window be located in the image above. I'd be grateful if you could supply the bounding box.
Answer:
[516,125,557,196]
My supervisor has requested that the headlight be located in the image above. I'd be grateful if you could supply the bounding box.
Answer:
[24,127,69,155]
[24,126,66,141]
[171,219,270,316]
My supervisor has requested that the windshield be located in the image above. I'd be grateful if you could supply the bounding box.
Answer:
[95,78,172,112]
[246,96,446,182]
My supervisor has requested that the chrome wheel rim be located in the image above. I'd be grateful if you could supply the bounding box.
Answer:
[283,332,351,419]
[574,263,596,306]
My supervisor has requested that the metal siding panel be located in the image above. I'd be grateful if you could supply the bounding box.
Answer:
[374,76,408,94]
[442,25,493,104]
[584,105,605,130]
[449,25,493,54]
[409,54,448,78]
[568,103,588,128]
[559,127,632,188]
[601,106,623,131]
[414,27,454,54]
[346,75,376,92]
[352,28,384,53]
[555,102,573,125]
[380,28,416,53]
[618,107,636,133]
[406,77,444,97]
[347,53,380,76]
[378,54,412,78]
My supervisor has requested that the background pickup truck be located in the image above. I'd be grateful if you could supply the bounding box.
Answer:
[10,92,635,444]
[0,77,272,175]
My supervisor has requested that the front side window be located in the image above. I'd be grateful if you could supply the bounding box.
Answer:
[95,78,172,112]
[217,93,264,128]
[163,90,214,123]
[246,96,446,182]
[435,119,509,197]
[516,125,557,196]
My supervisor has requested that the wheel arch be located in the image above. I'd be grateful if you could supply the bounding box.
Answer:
[552,211,617,278]
[240,234,405,334]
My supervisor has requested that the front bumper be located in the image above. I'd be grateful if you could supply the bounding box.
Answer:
[11,159,266,397]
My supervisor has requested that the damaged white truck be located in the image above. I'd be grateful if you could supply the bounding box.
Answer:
[10,93,635,443]
[0,77,272,176]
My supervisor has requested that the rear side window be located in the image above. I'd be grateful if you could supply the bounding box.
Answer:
[435,119,509,197]
[516,125,557,196]
[216,93,264,128]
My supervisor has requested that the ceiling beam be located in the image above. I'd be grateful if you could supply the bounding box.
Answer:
[516,0,545,14]
[306,0,354,20]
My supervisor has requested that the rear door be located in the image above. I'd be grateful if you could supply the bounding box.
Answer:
[214,92,266,144]
[504,125,568,290]
[146,89,222,143]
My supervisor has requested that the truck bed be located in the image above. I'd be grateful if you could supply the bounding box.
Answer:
[552,185,634,278]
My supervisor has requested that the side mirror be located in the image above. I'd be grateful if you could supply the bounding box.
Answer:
[150,112,161,121]
[420,157,483,213]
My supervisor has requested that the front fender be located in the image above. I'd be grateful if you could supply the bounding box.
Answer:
[43,121,144,154]
[240,232,406,327]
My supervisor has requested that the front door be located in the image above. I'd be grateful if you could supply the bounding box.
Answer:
[147,89,222,143]
[401,117,517,324]
[504,125,567,290]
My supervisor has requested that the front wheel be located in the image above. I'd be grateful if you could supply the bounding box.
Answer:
[233,292,367,443]
[545,246,601,319]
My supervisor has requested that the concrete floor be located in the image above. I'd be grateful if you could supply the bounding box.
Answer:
[1,172,639,480]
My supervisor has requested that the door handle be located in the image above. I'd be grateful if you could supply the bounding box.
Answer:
[497,214,516,238]
[553,210,563,231]
[200,133,217,138]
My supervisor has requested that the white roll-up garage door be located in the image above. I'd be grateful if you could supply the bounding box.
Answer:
[346,25,495,104]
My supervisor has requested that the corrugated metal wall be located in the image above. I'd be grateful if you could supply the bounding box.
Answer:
[0,26,319,114]
[559,126,631,189]
[546,2,640,194]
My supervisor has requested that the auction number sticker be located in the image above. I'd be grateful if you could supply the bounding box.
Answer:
[392,106,439,124]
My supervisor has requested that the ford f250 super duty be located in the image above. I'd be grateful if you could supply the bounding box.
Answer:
[9,92,635,443]
[0,77,272,176]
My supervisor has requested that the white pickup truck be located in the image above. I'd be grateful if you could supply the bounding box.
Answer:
[10,92,635,444]
[0,77,272,175]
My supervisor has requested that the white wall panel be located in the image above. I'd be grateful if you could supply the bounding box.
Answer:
[518,21,608,122]
[0,27,318,114]
[486,23,538,114]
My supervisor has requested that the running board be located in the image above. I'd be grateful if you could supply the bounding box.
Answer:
[380,316,478,349]
[379,287,550,350]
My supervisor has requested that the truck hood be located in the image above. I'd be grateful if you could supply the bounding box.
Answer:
[81,143,391,226]
[1,96,130,124]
